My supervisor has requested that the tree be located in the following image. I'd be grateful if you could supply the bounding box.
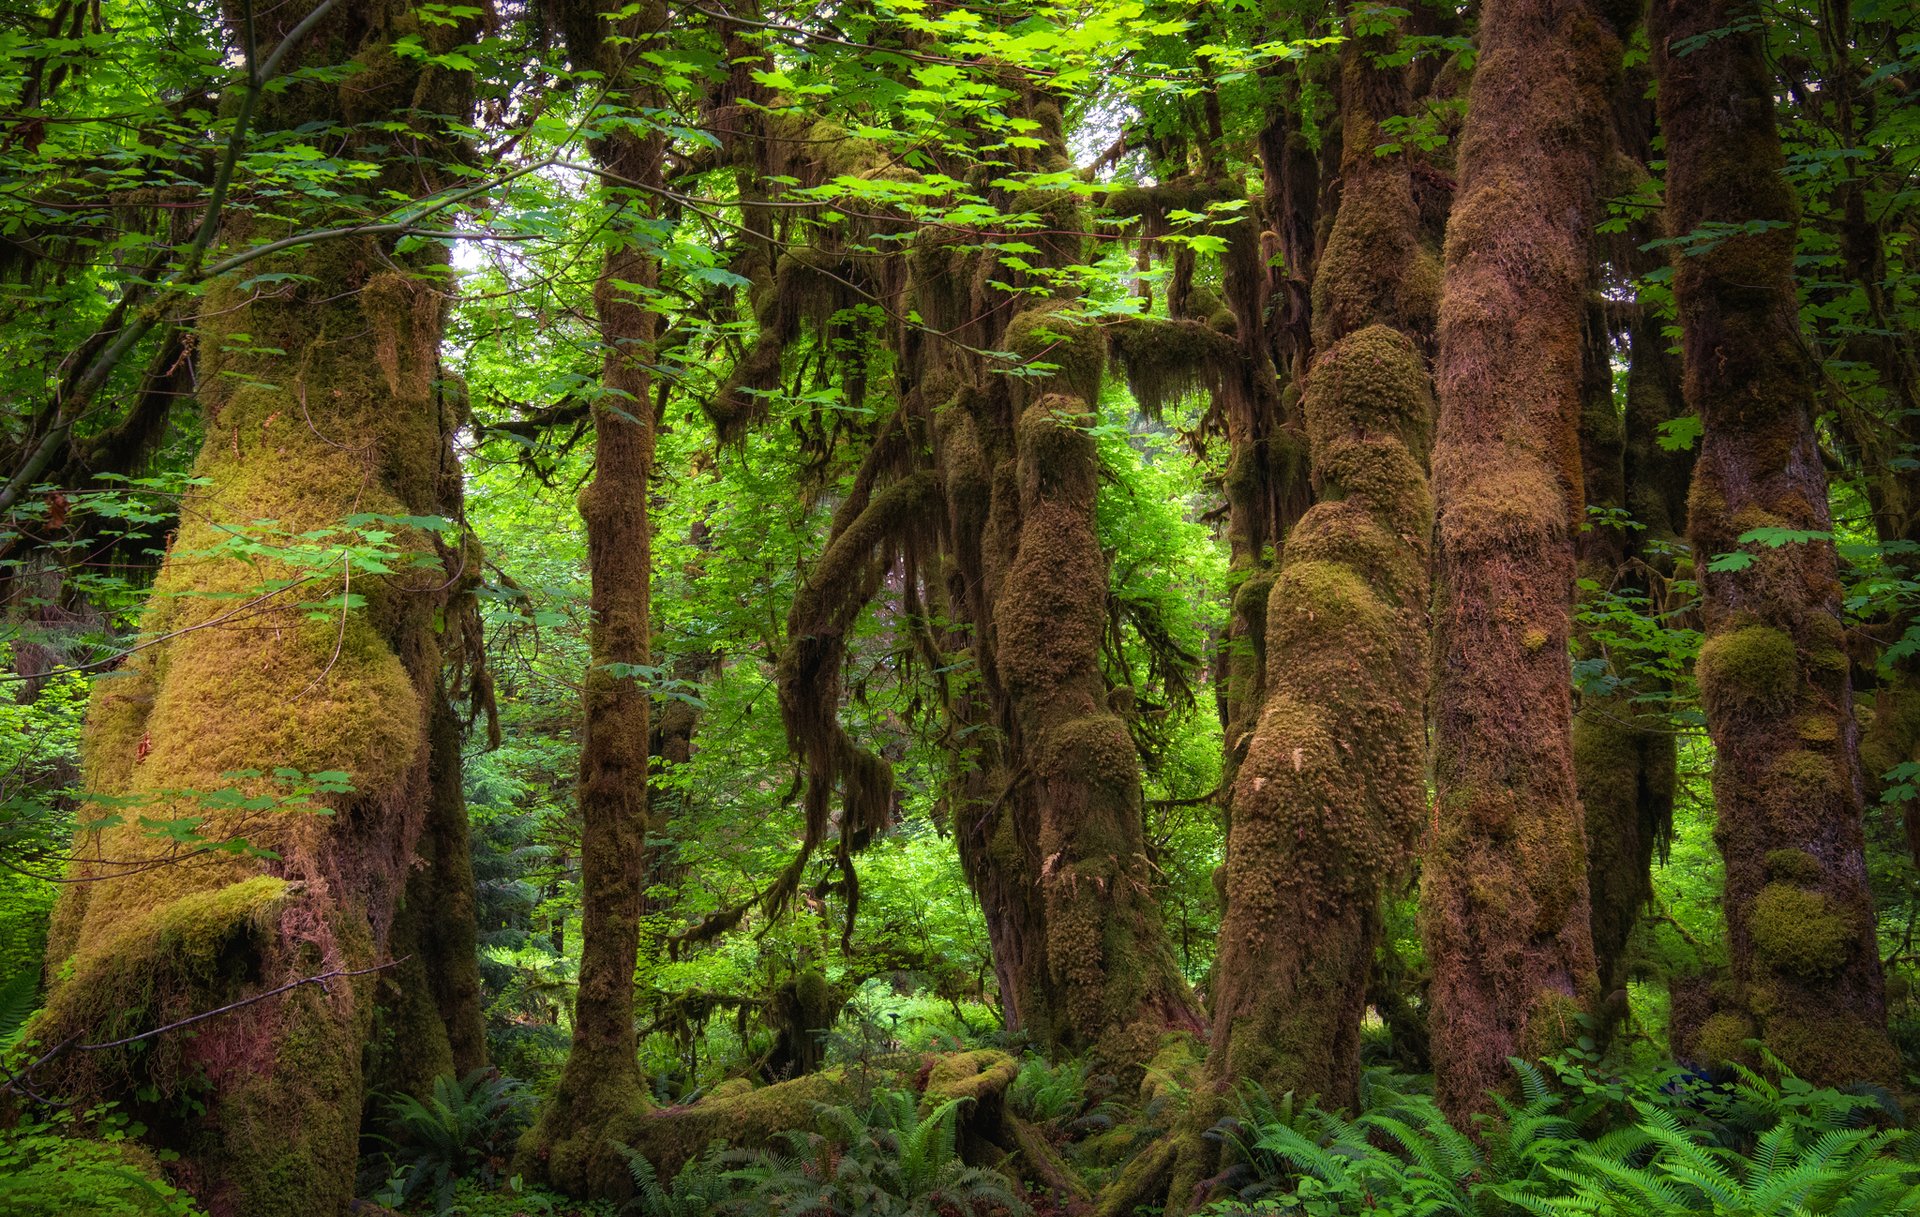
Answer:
[27,2,481,1210]
[1651,0,1898,1084]
[1422,0,1625,1122]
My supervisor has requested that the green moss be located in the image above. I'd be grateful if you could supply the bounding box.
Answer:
[1763,848,1823,885]
[1004,300,1106,408]
[1694,1010,1758,1066]
[1749,883,1855,977]
[1696,626,1799,719]
[37,876,292,1078]
[922,1049,1019,1108]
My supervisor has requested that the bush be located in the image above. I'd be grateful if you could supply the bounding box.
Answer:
[0,1105,206,1217]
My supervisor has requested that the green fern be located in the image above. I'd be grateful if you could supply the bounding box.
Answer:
[1217,1056,1920,1217]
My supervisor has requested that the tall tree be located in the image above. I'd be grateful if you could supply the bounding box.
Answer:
[1422,0,1625,1120]
[1651,0,1898,1084]
[31,1,478,1210]
[1206,15,1437,1116]
[515,0,667,1193]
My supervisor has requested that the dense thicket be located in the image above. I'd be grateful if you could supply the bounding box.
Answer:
[3,1,1920,1215]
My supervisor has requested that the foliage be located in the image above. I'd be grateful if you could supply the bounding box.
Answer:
[1206,1057,1920,1217]
[370,1070,537,1216]
[1008,1054,1089,1124]
[724,1089,1029,1217]
[0,1102,206,1217]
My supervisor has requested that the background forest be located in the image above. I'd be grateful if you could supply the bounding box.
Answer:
[4,0,1920,1214]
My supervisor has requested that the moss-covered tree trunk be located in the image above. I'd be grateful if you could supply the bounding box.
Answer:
[1651,0,1898,1084]
[1571,304,1678,1017]
[1207,22,1437,1117]
[1422,0,1623,1122]
[918,92,1199,1063]
[33,4,476,1210]
[517,0,665,1191]
[370,689,488,1096]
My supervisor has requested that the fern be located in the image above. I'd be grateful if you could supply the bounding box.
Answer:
[1219,1055,1920,1217]
[0,968,38,1050]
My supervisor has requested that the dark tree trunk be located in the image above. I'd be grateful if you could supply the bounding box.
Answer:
[1651,0,1898,1084]
[1423,0,1624,1123]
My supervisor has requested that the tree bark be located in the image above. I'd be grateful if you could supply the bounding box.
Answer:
[1651,0,1898,1084]
[1206,20,1436,1117]
[516,0,666,1192]
[1422,0,1624,1123]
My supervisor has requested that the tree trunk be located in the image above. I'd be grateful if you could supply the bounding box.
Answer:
[1206,21,1437,1116]
[517,0,665,1191]
[1651,0,1898,1084]
[918,92,1200,1062]
[33,5,476,1209]
[1422,0,1623,1123]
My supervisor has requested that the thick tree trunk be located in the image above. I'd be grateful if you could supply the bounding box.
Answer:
[1206,23,1436,1117]
[1422,0,1623,1122]
[1651,0,1897,1084]
[33,5,474,1211]
[918,95,1199,1061]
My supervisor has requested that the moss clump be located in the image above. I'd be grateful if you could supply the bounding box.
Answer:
[1749,883,1855,977]
[1763,848,1823,885]
[1696,625,1799,719]
[1693,1010,1758,1066]
[1004,300,1106,408]
[922,1049,1020,1108]
[36,876,292,1090]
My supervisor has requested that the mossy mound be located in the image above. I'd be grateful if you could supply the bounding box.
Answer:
[922,1049,1020,1108]
[1749,883,1856,977]
[1696,625,1799,719]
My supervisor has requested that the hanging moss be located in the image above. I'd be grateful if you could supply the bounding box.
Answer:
[1105,317,1237,418]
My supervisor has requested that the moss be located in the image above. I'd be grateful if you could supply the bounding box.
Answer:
[1105,317,1235,418]
[1696,625,1799,719]
[1761,1012,1902,1086]
[1004,300,1106,408]
[922,1049,1020,1107]
[1763,848,1823,885]
[1694,1010,1759,1066]
[37,877,291,1079]
[1749,883,1855,977]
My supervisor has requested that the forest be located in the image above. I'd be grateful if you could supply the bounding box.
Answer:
[3,0,1920,1213]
